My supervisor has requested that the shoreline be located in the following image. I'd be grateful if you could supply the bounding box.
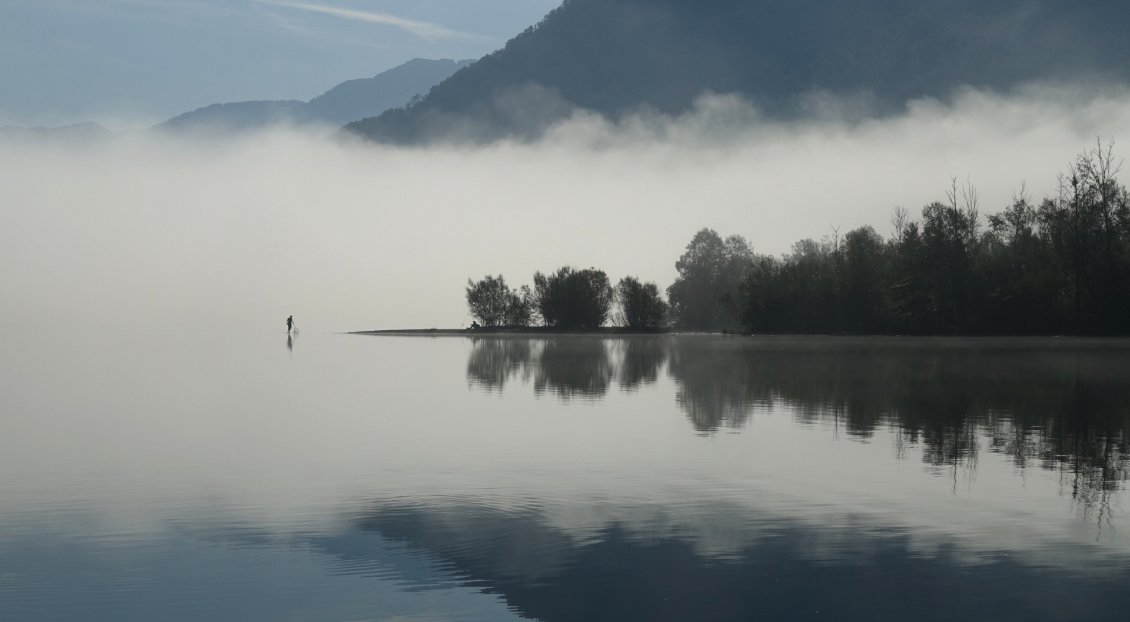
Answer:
[346,329,1130,347]
[349,327,675,337]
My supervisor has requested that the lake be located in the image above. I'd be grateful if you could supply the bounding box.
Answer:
[2,332,1128,621]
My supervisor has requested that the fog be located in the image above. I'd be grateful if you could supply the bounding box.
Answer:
[3,84,1130,332]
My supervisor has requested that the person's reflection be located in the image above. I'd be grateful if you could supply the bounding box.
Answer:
[287,332,295,354]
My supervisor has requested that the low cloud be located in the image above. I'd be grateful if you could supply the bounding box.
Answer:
[3,83,1130,332]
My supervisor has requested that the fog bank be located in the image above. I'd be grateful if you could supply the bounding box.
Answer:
[3,85,1130,332]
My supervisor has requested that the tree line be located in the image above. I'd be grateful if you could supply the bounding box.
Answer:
[468,141,1130,335]
[466,268,668,330]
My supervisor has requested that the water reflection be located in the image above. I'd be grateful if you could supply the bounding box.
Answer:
[5,332,1130,620]
[466,337,533,391]
[613,337,668,390]
[532,339,614,400]
[349,499,1130,622]
[672,339,1130,517]
[466,336,1130,515]
[468,337,642,399]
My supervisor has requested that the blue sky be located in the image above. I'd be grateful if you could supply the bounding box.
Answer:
[0,0,561,127]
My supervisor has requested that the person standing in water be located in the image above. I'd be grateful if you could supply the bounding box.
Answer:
[286,315,295,334]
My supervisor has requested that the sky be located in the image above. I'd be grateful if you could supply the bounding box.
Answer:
[0,0,561,128]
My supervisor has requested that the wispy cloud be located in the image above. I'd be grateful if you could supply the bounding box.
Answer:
[258,1,483,42]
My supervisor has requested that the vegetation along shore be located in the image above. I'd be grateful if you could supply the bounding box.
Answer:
[442,142,1130,337]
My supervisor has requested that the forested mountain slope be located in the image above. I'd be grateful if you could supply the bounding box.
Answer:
[346,0,1130,143]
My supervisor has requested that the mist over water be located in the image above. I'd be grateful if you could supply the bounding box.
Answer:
[4,85,1130,331]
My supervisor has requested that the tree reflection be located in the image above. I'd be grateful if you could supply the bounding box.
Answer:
[533,339,615,399]
[466,337,534,391]
[664,337,1130,512]
[466,337,667,398]
[613,337,669,391]
[464,335,1130,510]
[666,338,760,432]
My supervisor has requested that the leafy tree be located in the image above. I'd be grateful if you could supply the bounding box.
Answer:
[533,267,614,329]
[667,228,754,330]
[842,226,888,333]
[615,276,669,329]
[505,285,537,327]
[730,143,1130,336]
[774,237,843,333]
[735,255,782,333]
[982,190,1062,333]
[466,275,535,327]
[466,275,511,327]
[1064,141,1130,332]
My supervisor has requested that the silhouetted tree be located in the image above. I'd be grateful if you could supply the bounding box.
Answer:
[982,188,1063,333]
[505,285,537,327]
[533,267,614,329]
[919,197,978,333]
[888,221,933,333]
[1055,140,1130,333]
[735,255,782,333]
[466,275,536,327]
[841,226,888,333]
[773,237,843,333]
[667,229,754,330]
[466,275,512,327]
[615,276,669,328]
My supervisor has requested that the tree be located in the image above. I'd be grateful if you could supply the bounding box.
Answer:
[504,285,536,327]
[1036,140,1130,333]
[919,196,978,333]
[466,275,535,327]
[735,255,782,333]
[842,225,888,333]
[533,267,614,329]
[466,275,510,327]
[889,221,932,334]
[615,276,669,329]
[667,228,754,330]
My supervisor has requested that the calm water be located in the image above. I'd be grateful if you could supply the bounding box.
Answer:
[2,332,1129,621]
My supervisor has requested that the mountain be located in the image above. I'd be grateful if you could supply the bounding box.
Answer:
[305,58,476,126]
[157,100,307,133]
[0,121,113,144]
[345,0,1130,144]
[156,58,472,133]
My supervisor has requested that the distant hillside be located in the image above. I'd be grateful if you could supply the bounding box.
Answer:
[0,121,113,144]
[305,58,475,126]
[345,0,1130,144]
[156,58,472,133]
[157,101,307,133]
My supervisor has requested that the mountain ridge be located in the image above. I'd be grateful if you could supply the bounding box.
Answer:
[345,0,1130,144]
[157,58,473,133]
